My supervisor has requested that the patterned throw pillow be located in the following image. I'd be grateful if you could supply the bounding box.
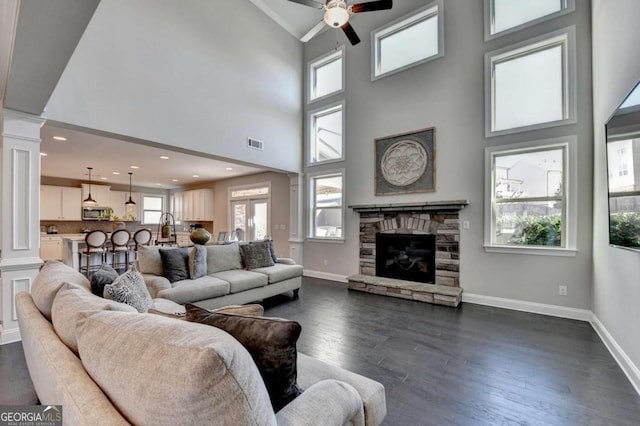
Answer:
[104,264,152,313]
[189,245,207,279]
[159,247,190,283]
[185,304,302,412]
[240,240,275,270]
[90,263,119,297]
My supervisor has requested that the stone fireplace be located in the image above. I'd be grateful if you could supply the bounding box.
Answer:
[348,200,469,307]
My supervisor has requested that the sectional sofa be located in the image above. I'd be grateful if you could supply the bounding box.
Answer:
[137,242,303,310]
[16,260,387,425]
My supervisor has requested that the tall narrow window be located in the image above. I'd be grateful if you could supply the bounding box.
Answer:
[309,172,344,240]
[485,27,576,137]
[308,46,344,103]
[308,101,344,165]
[372,1,443,80]
[485,0,575,40]
[484,137,577,256]
[142,195,164,225]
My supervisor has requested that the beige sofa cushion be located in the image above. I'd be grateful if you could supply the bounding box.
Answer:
[76,311,277,426]
[252,264,304,284]
[157,275,230,305]
[51,283,136,354]
[206,242,242,273]
[31,260,92,321]
[137,245,163,275]
[210,269,268,293]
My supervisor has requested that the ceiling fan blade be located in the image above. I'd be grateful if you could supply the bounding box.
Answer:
[342,21,361,45]
[287,0,325,10]
[351,0,393,13]
[301,20,327,42]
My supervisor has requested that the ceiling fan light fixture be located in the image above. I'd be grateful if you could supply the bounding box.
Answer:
[324,2,349,28]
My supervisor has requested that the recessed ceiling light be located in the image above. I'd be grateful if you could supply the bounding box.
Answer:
[156,183,163,186]
[100,177,108,180]
[112,171,120,175]
[160,156,169,160]
[172,179,179,182]
[225,167,233,171]
[52,136,67,141]
[40,152,47,156]
[193,174,199,178]
[130,165,140,169]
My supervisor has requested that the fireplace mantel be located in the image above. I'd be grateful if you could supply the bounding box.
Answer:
[349,200,469,213]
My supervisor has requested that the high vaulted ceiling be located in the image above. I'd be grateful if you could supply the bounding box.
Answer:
[2,1,322,188]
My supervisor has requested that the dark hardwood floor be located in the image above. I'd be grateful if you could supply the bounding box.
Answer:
[2,277,639,425]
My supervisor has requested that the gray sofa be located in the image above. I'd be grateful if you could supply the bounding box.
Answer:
[16,260,387,425]
[138,242,303,310]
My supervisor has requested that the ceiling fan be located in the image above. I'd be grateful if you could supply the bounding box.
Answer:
[289,0,393,45]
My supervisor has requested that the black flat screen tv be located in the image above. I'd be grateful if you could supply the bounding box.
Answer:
[605,80,640,251]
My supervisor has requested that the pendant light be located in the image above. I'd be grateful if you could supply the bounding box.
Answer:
[83,167,97,205]
[125,172,136,205]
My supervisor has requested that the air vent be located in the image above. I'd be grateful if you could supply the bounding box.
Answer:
[247,137,264,151]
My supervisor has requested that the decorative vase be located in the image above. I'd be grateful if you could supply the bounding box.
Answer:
[190,226,211,245]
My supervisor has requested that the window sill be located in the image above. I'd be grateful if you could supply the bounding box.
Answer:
[483,245,577,257]
[306,237,345,244]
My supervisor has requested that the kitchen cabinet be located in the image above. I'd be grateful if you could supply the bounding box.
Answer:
[41,185,82,221]
[40,236,62,260]
[81,184,111,207]
[110,190,140,221]
[174,189,213,221]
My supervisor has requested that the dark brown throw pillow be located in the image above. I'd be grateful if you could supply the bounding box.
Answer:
[159,248,190,283]
[240,240,275,269]
[185,303,302,412]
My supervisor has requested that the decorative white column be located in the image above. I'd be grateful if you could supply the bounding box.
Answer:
[0,109,45,344]
[288,173,304,265]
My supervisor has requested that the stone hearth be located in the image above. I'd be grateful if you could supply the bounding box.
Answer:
[348,201,469,307]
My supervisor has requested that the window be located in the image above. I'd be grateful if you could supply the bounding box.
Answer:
[485,27,576,137]
[142,195,164,225]
[309,171,344,240]
[485,0,575,40]
[372,1,443,80]
[308,46,344,103]
[484,137,577,256]
[308,101,344,165]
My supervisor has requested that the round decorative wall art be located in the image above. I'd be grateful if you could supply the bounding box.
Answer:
[380,140,428,187]
[374,127,435,195]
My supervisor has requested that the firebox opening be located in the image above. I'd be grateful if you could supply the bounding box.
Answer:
[376,233,436,284]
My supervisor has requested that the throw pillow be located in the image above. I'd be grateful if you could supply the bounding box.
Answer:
[103,264,152,313]
[265,237,278,263]
[137,245,164,275]
[189,245,207,279]
[90,263,119,297]
[205,242,242,274]
[31,260,92,321]
[185,303,302,412]
[240,240,275,270]
[159,247,190,283]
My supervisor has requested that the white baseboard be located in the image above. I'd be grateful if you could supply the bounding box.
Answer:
[589,313,640,396]
[462,292,592,321]
[303,269,348,283]
[0,328,22,345]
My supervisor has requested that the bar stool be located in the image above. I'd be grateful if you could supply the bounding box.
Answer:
[79,230,107,277]
[110,229,132,271]
[132,229,153,259]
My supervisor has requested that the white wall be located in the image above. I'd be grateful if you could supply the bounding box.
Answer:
[591,0,640,378]
[303,0,594,309]
[43,0,303,173]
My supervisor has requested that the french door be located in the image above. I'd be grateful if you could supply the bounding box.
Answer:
[230,199,269,241]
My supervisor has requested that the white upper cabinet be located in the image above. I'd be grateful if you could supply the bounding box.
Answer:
[41,186,82,221]
[173,189,213,221]
[81,184,111,207]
